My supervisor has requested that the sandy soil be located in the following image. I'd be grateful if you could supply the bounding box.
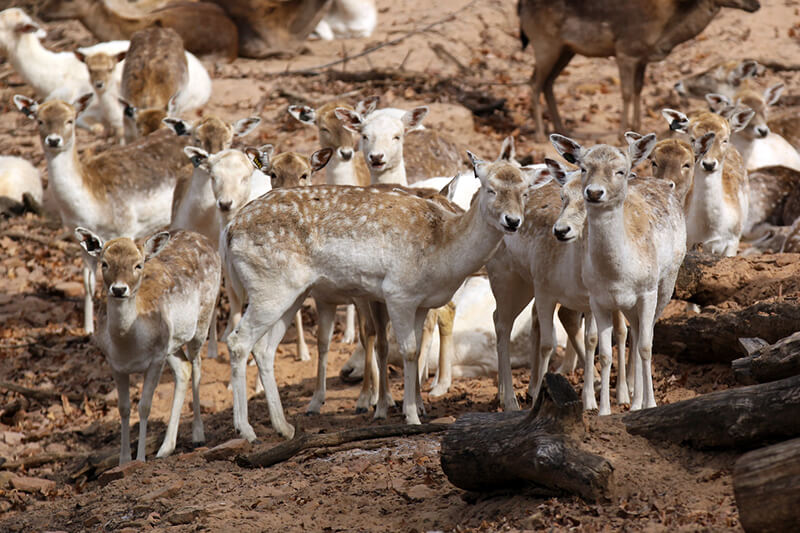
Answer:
[1,0,799,531]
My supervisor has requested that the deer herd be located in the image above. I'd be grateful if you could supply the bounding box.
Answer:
[2,1,798,466]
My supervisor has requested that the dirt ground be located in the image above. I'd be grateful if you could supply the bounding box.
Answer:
[1,0,799,531]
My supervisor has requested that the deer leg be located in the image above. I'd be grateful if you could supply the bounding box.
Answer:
[354,299,378,413]
[157,350,191,458]
[531,46,570,141]
[137,358,166,461]
[555,306,584,375]
[632,61,647,132]
[81,252,97,333]
[295,308,310,362]
[429,302,455,397]
[307,300,337,414]
[342,303,356,344]
[113,371,131,465]
[613,310,630,405]
[373,302,395,420]
[616,55,638,134]
[636,293,659,410]
[542,48,576,135]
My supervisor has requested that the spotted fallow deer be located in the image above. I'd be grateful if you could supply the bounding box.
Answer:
[221,147,544,440]
[674,59,759,100]
[487,158,629,414]
[14,93,193,333]
[517,0,761,140]
[662,105,753,255]
[551,132,687,411]
[76,228,221,465]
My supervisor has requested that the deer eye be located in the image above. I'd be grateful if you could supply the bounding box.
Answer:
[393,135,400,141]
[320,128,330,134]
[66,119,73,126]
[615,170,625,176]
[101,261,108,269]
[682,163,691,169]
[135,263,143,271]
[300,173,309,181]
[487,188,496,196]
[651,161,658,168]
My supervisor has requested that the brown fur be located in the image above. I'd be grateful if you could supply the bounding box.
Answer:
[747,166,800,227]
[313,101,370,187]
[767,111,800,151]
[207,0,330,58]
[122,27,188,110]
[403,129,467,184]
[649,139,696,206]
[79,51,121,91]
[676,59,757,99]
[41,0,238,61]
[518,0,760,137]
[193,116,235,154]
[267,152,314,189]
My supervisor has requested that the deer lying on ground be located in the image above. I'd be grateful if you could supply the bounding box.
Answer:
[221,143,543,439]
[517,0,761,140]
[39,0,238,61]
[0,8,128,131]
[313,0,377,40]
[76,42,211,143]
[551,132,687,411]
[674,59,759,100]
[14,93,193,333]
[741,166,800,237]
[0,155,42,211]
[662,105,754,256]
[706,88,800,172]
[76,228,220,465]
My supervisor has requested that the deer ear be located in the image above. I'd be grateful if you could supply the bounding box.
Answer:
[439,173,460,203]
[731,60,758,85]
[143,232,170,261]
[245,145,272,171]
[73,93,94,116]
[467,151,488,183]
[549,134,584,165]
[543,158,570,187]
[310,148,333,172]
[75,227,104,258]
[628,132,657,168]
[115,50,127,63]
[74,50,87,63]
[402,106,428,132]
[162,117,191,136]
[624,131,644,145]
[233,116,261,137]
[355,96,380,116]
[693,132,716,161]
[288,105,316,125]
[706,93,733,114]
[729,106,755,132]
[662,108,689,133]
[764,83,784,107]
[499,136,516,162]
[523,165,553,190]
[335,108,364,134]
[13,94,38,119]
[184,146,210,168]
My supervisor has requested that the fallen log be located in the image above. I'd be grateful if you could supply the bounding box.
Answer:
[734,437,800,533]
[623,375,800,449]
[654,300,800,363]
[732,331,800,384]
[237,423,448,469]
[439,373,614,502]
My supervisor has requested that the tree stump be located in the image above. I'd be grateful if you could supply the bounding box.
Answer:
[623,375,800,449]
[732,331,800,384]
[440,373,614,502]
[734,437,800,533]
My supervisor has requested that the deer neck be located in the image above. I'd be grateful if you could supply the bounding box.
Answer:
[46,145,97,227]
[435,199,505,284]
[106,295,139,338]
[686,164,725,241]
[326,156,359,186]
[9,35,59,97]
[585,198,632,279]
[654,0,719,58]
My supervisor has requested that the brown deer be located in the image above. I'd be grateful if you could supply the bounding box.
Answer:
[517,0,761,140]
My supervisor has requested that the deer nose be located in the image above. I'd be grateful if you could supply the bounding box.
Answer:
[45,135,61,148]
[217,199,233,212]
[584,187,604,203]
[369,153,385,166]
[339,148,353,161]
[503,215,521,231]
[110,284,128,298]
[702,160,717,172]
[553,226,571,240]
[94,81,104,90]
[756,126,769,138]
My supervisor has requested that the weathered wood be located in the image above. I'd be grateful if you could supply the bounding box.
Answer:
[654,301,800,363]
[732,331,800,384]
[439,374,614,502]
[734,437,800,533]
[623,375,800,449]
[237,423,449,469]
[738,337,768,356]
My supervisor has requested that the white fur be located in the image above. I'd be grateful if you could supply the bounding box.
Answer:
[0,155,42,205]
[735,133,800,172]
[313,0,377,40]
